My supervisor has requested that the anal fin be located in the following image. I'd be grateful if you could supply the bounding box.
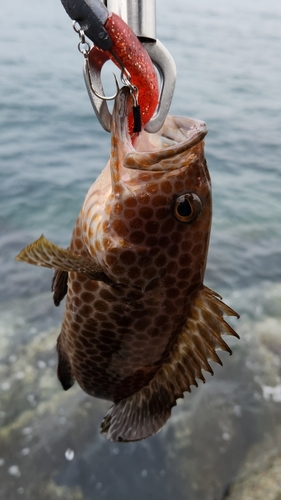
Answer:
[100,285,239,442]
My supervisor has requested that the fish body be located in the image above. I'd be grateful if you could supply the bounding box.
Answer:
[17,87,239,441]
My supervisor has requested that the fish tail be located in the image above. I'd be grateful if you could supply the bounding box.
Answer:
[101,388,172,442]
[100,285,239,442]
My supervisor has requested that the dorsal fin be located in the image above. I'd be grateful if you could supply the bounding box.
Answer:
[100,286,239,442]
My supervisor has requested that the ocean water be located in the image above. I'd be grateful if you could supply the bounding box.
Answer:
[0,0,281,499]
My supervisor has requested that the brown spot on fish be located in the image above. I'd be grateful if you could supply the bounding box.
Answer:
[75,238,83,250]
[119,250,136,265]
[152,195,167,207]
[175,180,184,191]
[112,219,127,237]
[154,254,167,267]
[145,235,158,247]
[138,193,150,204]
[161,180,173,194]
[123,208,135,219]
[129,217,143,230]
[124,197,137,208]
[171,230,183,243]
[155,207,170,219]
[139,206,154,219]
[80,291,94,304]
[72,280,82,294]
[142,266,158,280]
[127,266,141,280]
[167,243,179,258]
[79,304,93,316]
[177,267,192,281]
[161,218,175,234]
[130,231,146,244]
[144,220,159,234]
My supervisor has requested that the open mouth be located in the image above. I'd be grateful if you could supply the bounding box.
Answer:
[114,87,208,173]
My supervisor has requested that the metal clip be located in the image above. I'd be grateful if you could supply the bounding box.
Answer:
[138,41,176,134]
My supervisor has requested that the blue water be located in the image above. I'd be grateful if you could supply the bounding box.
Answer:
[1,0,281,499]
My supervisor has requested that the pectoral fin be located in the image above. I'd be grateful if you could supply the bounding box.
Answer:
[16,235,114,285]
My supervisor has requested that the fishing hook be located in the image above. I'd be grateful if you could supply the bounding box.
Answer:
[85,57,119,101]
[74,21,119,102]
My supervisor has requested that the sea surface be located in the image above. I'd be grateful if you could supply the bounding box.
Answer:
[0,0,281,499]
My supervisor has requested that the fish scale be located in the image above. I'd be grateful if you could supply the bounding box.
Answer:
[16,87,239,442]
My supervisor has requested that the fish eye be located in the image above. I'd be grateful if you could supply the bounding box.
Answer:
[173,193,202,223]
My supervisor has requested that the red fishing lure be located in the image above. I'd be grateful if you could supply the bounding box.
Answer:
[88,13,159,133]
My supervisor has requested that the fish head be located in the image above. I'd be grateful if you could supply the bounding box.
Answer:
[83,87,211,292]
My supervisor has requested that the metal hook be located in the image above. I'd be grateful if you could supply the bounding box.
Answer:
[85,58,119,101]
[73,20,119,104]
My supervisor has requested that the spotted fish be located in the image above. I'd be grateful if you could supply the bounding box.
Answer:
[16,87,239,442]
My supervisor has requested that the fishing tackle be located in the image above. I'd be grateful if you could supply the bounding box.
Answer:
[60,0,176,133]
[74,21,119,102]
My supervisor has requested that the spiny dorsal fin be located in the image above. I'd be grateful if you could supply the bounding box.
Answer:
[16,235,114,285]
[100,285,239,442]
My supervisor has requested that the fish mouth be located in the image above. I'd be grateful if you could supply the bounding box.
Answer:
[112,87,208,172]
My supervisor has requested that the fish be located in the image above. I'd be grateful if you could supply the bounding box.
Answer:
[16,86,239,442]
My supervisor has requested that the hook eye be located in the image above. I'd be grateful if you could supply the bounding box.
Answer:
[173,193,202,223]
[85,57,119,101]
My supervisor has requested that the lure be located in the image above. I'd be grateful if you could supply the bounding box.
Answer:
[89,13,159,133]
